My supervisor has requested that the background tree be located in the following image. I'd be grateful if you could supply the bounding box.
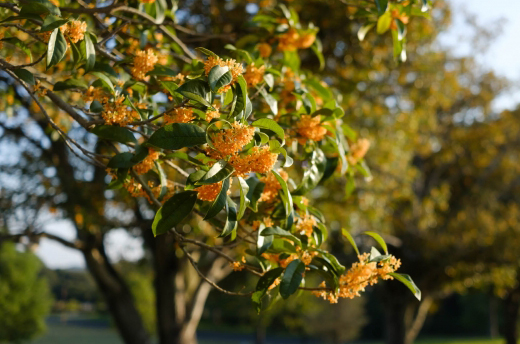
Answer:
[0,242,52,343]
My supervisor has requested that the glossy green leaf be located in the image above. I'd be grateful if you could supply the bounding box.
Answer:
[46,29,67,69]
[377,11,392,34]
[41,15,68,32]
[237,177,250,220]
[261,226,301,247]
[208,65,233,93]
[91,72,115,94]
[259,88,278,115]
[219,197,238,238]
[84,32,96,72]
[272,170,293,219]
[195,47,219,58]
[388,273,422,301]
[252,267,283,312]
[257,226,273,255]
[20,0,60,16]
[246,177,265,212]
[152,191,198,236]
[175,79,212,107]
[197,160,234,185]
[280,259,305,299]
[91,125,137,144]
[204,178,230,220]
[147,123,206,150]
[341,228,360,256]
[53,79,88,91]
[12,69,35,86]
[107,152,135,168]
[252,118,285,144]
[363,231,389,255]
[358,23,375,41]
[294,148,326,195]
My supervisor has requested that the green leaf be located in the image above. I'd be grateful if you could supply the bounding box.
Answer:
[197,160,234,185]
[421,0,429,12]
[84,32,96,72]
[259,88,278,115]
[388,273,422,301]
[91,72,115,94]
[311,44,325,71]
[237,177,250,220]
[257,226,273,255]
[252,118,285,144]
[280,259,305,299]
[396,19,406,41]
[12,69,35,86]
[175,79,212,107]
[155,0,167,24]
[208,65,232,93]
[91,125,137,144]
[107,152,135,168]
[219,198,238,238]
[341,228,360,256]
[377,11,392,34]
[264,74,274,90]
[232,75,248,117]
[1,14,43,23]
[152,191,198,236]
[358,23,375,41]
[363,231,388,255]
[1,37,32,62]
[261,226,301,247]
[272,170,293,219]
[204,178,230,220]
[53,79,88,91]
[20,0,61,16]
[147,65,178,77]
[294,148,326,195]
[47,29,67,69]
[374,0,388,15]
[246,177,265,212]
[195,47,219,58]
[252,267,283,312]
[41,15,68,32]
[146,123,206,150]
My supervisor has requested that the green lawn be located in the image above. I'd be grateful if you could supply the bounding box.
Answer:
[31,320,509,344]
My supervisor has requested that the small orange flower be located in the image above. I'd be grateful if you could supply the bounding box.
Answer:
[296,214,316,238]
[257,43,272,58]
[134,148,160,175]
[348,138,370,165]
[244,63,266,88]
[196,182,223,202]
[65,20,87,43]
[259,170,288,203]
[229,146,278,177]
[131,49,158,80]
[296,115,327,143]
[164,107,195,124]
[210,121,255,156]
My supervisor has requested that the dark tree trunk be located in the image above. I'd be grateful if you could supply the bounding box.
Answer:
[504,287,520,344]
[143,229,185,344]
[84,245,151,344]
[384,298,408,344]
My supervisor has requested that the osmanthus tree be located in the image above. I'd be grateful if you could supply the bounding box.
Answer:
[0,0,429,343]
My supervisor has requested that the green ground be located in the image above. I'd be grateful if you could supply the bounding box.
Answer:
[31,321,507,344]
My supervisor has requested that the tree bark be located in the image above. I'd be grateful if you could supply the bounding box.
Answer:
[384,298,408,344]
[504,287,520,344]
[405,296,433,344]
[83,245,151,344]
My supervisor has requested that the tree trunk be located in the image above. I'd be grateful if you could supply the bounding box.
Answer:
[489,294,498,338]
[405,296,433,344]
[84,246,151,344]
[504,287,520,344]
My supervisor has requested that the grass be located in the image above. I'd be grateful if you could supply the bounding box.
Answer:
[31,318,508,344]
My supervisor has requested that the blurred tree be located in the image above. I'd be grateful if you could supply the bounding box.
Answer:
[0,242,52,343]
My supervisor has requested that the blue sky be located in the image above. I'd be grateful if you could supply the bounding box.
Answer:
[34,0,520,268]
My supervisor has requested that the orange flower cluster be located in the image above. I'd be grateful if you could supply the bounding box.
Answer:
[65,20,88,43]
[134,148,159,175]
[348,138,370,165]
[268,277,281,290]
[259,170,288,203]
[229,146,278,177]
[390,9,409,30]
[131,49,158,80]
[296,213,317,237]
[164,107,195,124]
[101,95,140,126]
[139,0,155,3]
[277,28,316,51]
[196,181,223,202]
[252,217,274,231]
[313,253,401,303]
[210,121,255,156]
[83,86,106,103]
[203,56,244,92]
[205,108,220,122]
[296,115,327,143]
[244,64,266,87]
[231,256,247,271]
[257,43,272,58]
